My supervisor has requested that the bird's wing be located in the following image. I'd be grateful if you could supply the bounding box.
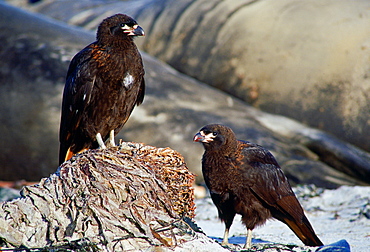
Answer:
[59,44,97,162]
[236,140,322,246]
[136,72,145,106]
[238,141,303,217]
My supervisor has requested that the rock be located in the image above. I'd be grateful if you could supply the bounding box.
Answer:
[16,0,370,153]
[0,2,369,188]
[0,142,200,250]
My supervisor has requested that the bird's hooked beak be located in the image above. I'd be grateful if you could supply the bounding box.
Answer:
[193,131,215,143]
[123,24,145,36]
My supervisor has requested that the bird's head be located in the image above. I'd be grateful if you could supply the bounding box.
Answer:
[97,14,144,44]
[193,124,237,151]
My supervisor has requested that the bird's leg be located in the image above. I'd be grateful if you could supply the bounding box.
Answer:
[221,227,230,246]
[96,133,106,149]
[106,130,116,147]
[244,229,253,249]
[221,214,235,247]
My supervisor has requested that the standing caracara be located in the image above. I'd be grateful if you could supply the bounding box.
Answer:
[194,124,323,249]
[59,14,145,165]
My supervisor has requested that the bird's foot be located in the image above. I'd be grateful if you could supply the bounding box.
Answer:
[96,133,107,149]
[221,228,230,247]
[243,229,252,249]
[243,244,252,250]
[221,241,230,247]
[106,130,116,147]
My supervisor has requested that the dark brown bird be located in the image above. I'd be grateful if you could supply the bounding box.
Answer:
[193,124,323,248]
[59,14,145,165]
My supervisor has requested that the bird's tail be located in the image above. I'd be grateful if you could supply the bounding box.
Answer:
[59,144,87,165]
[283,216,323,246]
[63,148,75,164]
[59,143,69,165]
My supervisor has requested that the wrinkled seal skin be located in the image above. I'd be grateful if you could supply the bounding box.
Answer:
[1,2,368,188]
[32,0,370,152]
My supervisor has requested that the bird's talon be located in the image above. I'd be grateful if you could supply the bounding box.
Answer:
[106,130,116,147]
[96,133,107,149]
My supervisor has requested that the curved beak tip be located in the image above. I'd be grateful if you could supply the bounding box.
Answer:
[125,25,145,36]
[193,133,203,142]
[134,26,145,36]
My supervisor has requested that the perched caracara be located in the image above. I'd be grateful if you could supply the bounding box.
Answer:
[59,14,145,164]
[194,124,323,249]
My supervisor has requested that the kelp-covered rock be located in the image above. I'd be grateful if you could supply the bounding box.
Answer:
[15,0,370,153]
[0,142,200,251]
[0,2,369,187]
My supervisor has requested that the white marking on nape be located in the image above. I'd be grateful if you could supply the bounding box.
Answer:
[123,73,134,88]
[83,93,86,101]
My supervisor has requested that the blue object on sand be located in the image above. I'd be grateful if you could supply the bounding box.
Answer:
[209,236,269,245]
[209,236,350,252]
[316,239,350,252]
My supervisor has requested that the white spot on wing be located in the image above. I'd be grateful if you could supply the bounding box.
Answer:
[123,73,134,89]
[83,93,86,101]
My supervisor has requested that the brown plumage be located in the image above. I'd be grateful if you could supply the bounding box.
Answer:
[193,124,323,248]
[59,14,145,165]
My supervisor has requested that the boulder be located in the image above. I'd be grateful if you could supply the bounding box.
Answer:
[0,142,208,251]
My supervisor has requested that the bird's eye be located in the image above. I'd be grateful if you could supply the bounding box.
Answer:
[121,22,136,27]
[119,23,131,29]
[212,132,218,136]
